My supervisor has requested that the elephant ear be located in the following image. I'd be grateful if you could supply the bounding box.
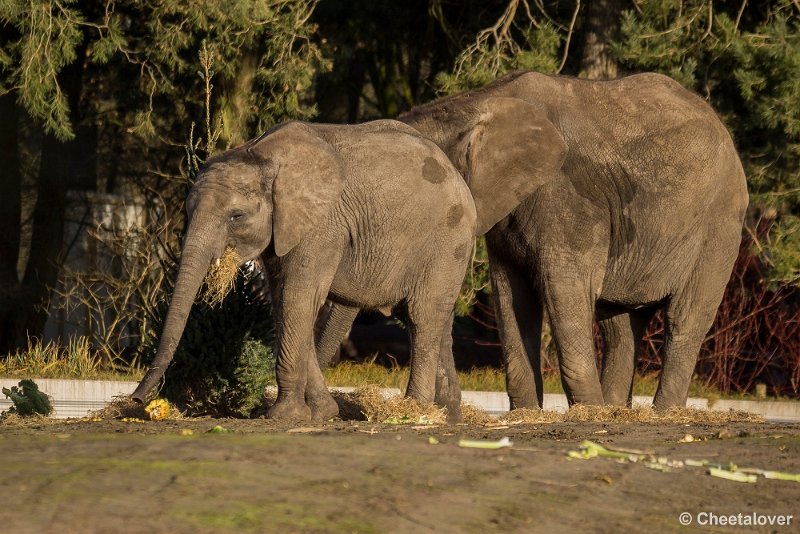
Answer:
[248,122,346,256]
[458,97,567,235]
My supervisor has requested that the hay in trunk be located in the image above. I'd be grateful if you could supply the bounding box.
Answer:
[200,247,242,307]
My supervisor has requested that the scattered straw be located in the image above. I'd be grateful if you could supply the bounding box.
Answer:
[90,396,149,420]
[460,403,495,426]
[346,385,446,424]
[500,405,764,425]
[201,247,242,307]
[502,408,565,425]
[0,412,52,426]
[564,405,763,424]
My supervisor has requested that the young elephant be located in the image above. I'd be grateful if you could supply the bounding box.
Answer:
[132,120,488,421]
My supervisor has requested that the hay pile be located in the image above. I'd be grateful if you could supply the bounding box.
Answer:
[294,389,765,426]
[342,385,447,424]
[91,396,149,420]
[500,404,764,425]
[200,247,242,307]
[460,403,496,426]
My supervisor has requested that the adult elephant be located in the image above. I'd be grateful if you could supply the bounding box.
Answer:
[131,117,560,421]
[319,71,748,411]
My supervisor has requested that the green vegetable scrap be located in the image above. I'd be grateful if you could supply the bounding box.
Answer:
[383,414,436,425]
[708,467,758,483]
[685,459,738,471]
[567,440,645,462]
[2,379,53,416]
[458,437,513,450]
[739,468,800,483]
[644,457,684,472]
[570,444,798,484]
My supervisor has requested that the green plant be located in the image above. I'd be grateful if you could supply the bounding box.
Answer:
[2,379,53,416]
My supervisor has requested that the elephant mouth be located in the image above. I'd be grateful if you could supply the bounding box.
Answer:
[200,247,243,307]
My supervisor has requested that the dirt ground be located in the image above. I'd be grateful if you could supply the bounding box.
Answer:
[1,413,798,533]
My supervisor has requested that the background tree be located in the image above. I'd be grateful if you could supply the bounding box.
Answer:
[1,0,797,396]
[0,0,323,355]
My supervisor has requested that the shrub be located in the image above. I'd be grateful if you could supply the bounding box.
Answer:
[2,379,53,417]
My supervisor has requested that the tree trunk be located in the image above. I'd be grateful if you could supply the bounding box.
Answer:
[0,93,23,354]
[579,0,625,80]
[10,38,93,350]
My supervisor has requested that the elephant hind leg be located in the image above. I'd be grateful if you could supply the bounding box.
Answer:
[488,257,544,409]
[655,307,714,410]
[654,232,741,409]
[599,310,654,406]
[435,310,462,423]
[315,301,359,370]
[403,289,462,409]
[305,353,339,421]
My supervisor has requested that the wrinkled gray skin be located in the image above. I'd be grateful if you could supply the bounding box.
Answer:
[319,71,748,410]
[132,119,524,422]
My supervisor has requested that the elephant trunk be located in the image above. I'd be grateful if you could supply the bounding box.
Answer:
[131,221,221,402]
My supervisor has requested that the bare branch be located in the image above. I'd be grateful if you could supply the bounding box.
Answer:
[734,0,747,32]
[557,1,581,74]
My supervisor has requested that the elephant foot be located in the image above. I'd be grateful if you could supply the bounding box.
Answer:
[307,390,339,422]
[444,403,462,424]
[268,397,312,422]
[508,394,542,411]
[652,393,686,411]
[603,394,633,408]
[565,387,605,407]
[568,397,604,407]
[435,391,462,424]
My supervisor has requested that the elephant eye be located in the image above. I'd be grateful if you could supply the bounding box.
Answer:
[229,211,246,223]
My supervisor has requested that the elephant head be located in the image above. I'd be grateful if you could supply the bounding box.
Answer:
[132,122,346,402]
[400,96,568,235]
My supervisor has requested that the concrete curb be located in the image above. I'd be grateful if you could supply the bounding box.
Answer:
[460,392,710,416]
[0,378,136,419]
[2,378,799,422]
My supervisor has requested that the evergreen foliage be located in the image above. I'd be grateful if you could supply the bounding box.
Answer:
[612,0,800,285]
[2,379,53,416]
[142,287,275,417]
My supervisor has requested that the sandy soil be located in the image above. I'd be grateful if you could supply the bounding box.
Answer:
[1,413,798,534]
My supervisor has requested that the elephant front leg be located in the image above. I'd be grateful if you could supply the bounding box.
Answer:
[268,285,319,422]
[489,258,544,409]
